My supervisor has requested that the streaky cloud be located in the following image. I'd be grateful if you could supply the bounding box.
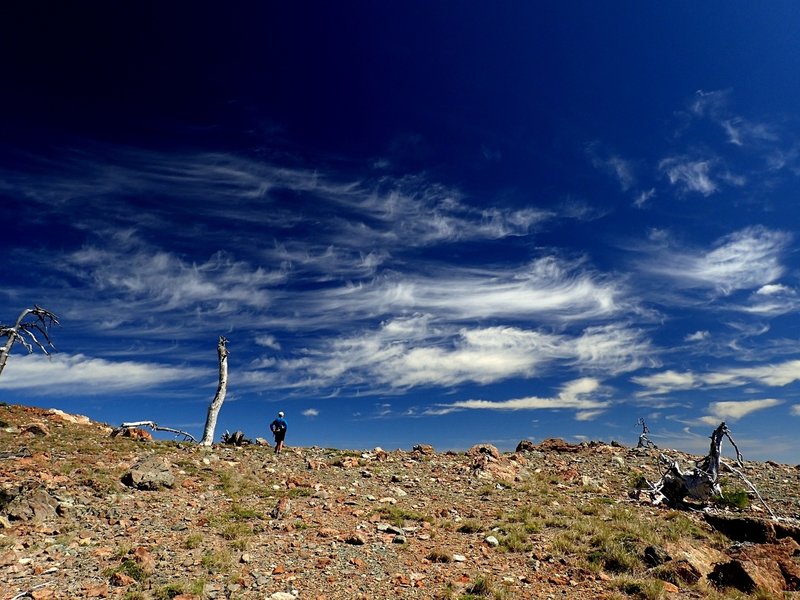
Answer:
[425,377,607,417]
[0,353,204,393]
[634,359,800,396]
[699,398,782,425]
[640,225,790,295]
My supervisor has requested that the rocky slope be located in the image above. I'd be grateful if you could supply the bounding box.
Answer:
[2,403,800,600]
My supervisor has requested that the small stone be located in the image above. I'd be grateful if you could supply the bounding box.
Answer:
[345,532,367,545]
[484,535,500,547]
[21,422,50,436]
[392,534,406,544]
[661,581,679,593]
[269,593,296,600]
[452,554,466,562]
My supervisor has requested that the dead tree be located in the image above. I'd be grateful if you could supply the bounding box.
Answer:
[633,422,774,517]
[0,306,59,378]
[636,417,657,449]
[114,421,197,442]
[200,336,229,446]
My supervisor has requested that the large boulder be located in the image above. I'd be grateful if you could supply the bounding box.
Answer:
[466,444,501,460]
[1,485,59,522]
[709,538,800,595]
[122,456,175,490]
[412,444,435,456]
[515,439,536,453]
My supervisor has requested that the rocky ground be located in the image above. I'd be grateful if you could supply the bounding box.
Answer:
[2,403,800,600]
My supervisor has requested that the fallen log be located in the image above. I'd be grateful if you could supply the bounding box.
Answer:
[114,420,196,443]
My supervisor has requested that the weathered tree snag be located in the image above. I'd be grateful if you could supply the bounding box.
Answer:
[0,306,59,378]
[200,336,229,446]
[636,417,657,449]
[115,421,197,442]
[633,422,774,516]
[221,430,251,446]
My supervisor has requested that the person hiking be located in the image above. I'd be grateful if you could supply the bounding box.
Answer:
[270,411,287,454]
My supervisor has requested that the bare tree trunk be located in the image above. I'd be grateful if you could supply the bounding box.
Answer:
[200,336,229,446]
[0,306,59,378]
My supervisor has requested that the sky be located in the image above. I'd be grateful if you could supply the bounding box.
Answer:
[3,3,800,461]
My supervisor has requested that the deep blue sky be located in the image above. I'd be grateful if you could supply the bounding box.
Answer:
[3,3,800,461]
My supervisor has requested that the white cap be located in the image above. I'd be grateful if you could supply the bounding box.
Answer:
[278,411,284,417]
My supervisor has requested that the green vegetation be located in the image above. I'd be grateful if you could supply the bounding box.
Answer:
[712,485,751,510]
[201,549,233,574]
[373,506,432,527]
[105,559,149,583]
[459,574,510,599]
[613,576,665,600]
[427,549,452,563]
[456,519,483,534]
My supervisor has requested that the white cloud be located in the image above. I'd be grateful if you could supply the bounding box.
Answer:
[658,157,718,196]
[0,353,203,393]
[699,398,782,425]
[634,359,800,396]
[426,377,607,417]
[67,233,282,315]
[632,370,697,396]
[633,188,656,208]
[254,335,281,350]
[685,330,709,342]
[737,283,800,316]
[642,226,790,295]
[721,117,778,148]
[575,409,606,421]
[757,284,791,296]
[241,318,653,393]
[302,408,319,417]
[318,257,629,324]
[690,89,730,117]
[792,406,800,417]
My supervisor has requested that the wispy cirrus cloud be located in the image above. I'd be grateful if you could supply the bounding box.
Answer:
[640,226,790,295]
[698,398,782,426]
[0,147,554,253]
[633,358,800,396]
[65,231,283,316]
[658,157,718,196]
[0,353,203,393]
[734,283,800,316]
[690,89,779,148]
[587,145,636,191]
[424,377,608,418]
[242,317,653,393]
[307,256,631,324]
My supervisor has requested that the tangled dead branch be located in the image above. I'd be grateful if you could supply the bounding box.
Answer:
[632,421,774,517]
[0,306,59,378]
[636,417,657,449]
[114,421,196,442]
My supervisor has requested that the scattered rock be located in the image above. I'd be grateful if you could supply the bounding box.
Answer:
[271,497,291,519]
[412,444,435,456]
[112,427,153,441]
[122,456,175,490]
[704,513,776,543]
[515,439,536,453]
[537,438,580,453]
[345,532,367,545]
[466,444,501,460]
[1,485,59,522]
[21,422,49,436]
[46,409,92,425]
